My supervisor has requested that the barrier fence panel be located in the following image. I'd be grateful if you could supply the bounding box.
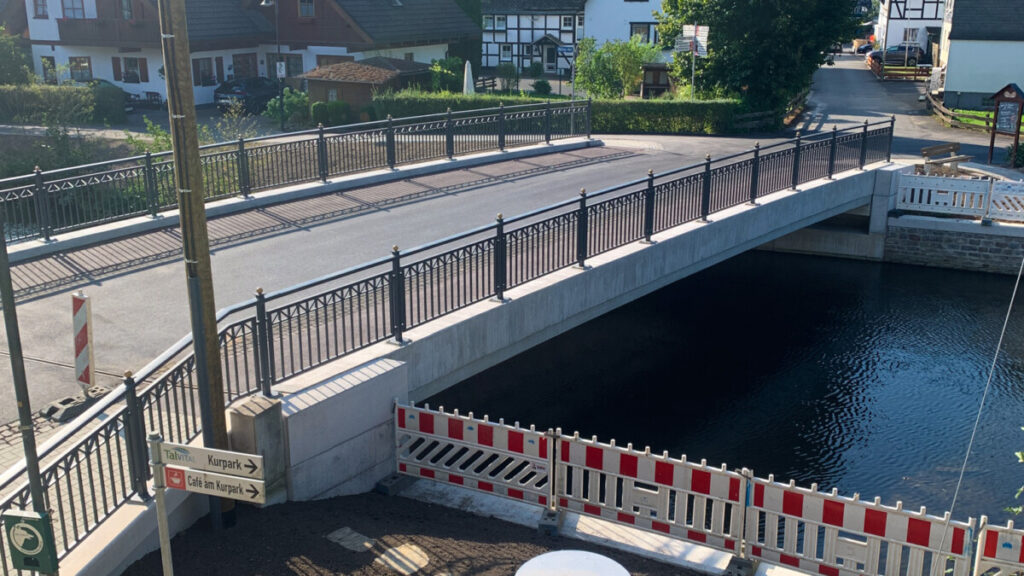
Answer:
[586,190,646,257]
[402,238,497,329]
[834,133,863,173]
[396,403,553,508]
[987,181,1024,223]
[865,129,891,165]
[556,433,746,554]
[757,149,797,199]
[505,210,580,288]
[652,172,703,233]
[799,139,832,184]
[973,517,1024,576]
[896,175,989,217]
[710,158,755,213]
[745,475,975,576]
[452,112,500,157]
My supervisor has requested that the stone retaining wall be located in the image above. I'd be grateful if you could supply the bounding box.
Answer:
[884,216,1024,275]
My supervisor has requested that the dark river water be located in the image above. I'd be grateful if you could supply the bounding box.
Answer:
[427,250,1024,524]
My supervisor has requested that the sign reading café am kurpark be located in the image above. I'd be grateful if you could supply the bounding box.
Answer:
[158,443,266,504]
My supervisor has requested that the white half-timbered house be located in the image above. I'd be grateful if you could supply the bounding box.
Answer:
[875,0,944,51]
[480,0,585,74]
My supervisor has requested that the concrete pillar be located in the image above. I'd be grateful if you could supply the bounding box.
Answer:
[228,395,286,506]
[869,164,906,236]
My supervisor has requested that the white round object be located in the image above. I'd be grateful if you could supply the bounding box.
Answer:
[516,550,629,576]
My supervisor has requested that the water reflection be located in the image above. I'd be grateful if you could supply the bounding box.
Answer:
[428,251,1024,523]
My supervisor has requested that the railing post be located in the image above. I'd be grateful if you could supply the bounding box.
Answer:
[886,114,895,162]
[445,107,455,160]
[389,245,405,343]
[144,151,159,216]
[494,213,507,301]
[498,103,506,151]
[33,167,51,242]
[317,123,328,183]
[544,100,552,144]
[700,154,712,222]
[859,119,869,170]
[576,189,588,268]
[254,288,274,397]
[586,98,592,139]
[236,138,251,197]
[643,169,655,242]
[791,131,802,190]
[123,371,151,501]
[386,115,397,169]
[749,142,760,205]
[827,125,838,179]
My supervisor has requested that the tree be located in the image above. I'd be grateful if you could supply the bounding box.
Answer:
[657,0,858,108]
[430,56,464,92]
[0,26,32,85]
[575,36,662,99]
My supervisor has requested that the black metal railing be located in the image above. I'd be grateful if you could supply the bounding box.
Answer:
[0,101,592,245]
[0,117,893,574]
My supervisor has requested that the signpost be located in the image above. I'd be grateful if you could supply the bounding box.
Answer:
[556,44,576,101]
[987,83,1024,164]
[149,435,266,576]
[3,510,58,574]
[677,25,709,100]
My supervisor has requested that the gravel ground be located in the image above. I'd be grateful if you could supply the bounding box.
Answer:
[123,492,694,576]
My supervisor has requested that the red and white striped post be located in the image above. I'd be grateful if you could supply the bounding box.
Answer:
[72,291,94,393]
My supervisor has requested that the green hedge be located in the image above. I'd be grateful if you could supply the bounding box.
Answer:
[0,84,96,124]
[372,91,749,134]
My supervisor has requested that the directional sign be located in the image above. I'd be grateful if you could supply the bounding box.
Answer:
[157,442,263,480]
[683,25,710,58]
[675,36,693,53]
[165,466,266,504]
[557,45,574,56]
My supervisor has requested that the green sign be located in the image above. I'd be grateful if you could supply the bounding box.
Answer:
[3,509,58,574]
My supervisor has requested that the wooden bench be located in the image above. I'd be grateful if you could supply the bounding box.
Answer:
[916,142,972,175]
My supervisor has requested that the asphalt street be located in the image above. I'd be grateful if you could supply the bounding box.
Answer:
[0,53,1001,426]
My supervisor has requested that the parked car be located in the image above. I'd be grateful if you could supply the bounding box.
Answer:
[214,77,278,112]
[855,42,875,54]
[869,44,927,66]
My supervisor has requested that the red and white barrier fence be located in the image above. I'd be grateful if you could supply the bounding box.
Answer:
[72,291,94,392]
[556,432,746,554]
[746,475,974,576]
[396,403,553,507]
[394,403,1020,576]
[974,517,1024,576]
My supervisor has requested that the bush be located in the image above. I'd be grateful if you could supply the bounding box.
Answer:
[526,62,544,78]
[311,101,330,125]
[359,105,378,122]
[262,87,310,128]
[90,83,127,124]
[590,99,742,134]
[495,63,518,91]
[1009,143,1024,168]
[0,84,94,124]
[327,100,350,126]
[373,90,556,118]
[531,79,552,96]
[430,56,464,93]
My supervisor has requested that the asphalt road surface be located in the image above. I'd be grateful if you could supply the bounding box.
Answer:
[0,53,1003,426]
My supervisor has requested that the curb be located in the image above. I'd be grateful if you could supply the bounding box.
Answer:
[9,138,602,264]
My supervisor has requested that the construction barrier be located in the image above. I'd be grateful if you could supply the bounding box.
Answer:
[396,403,553,507]
[72,291,94,392]
[556,432,746,554]
[395,403,1007,576]
[973,517,1024,576]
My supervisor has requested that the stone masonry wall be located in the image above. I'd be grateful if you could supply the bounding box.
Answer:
[884,219,1024,276]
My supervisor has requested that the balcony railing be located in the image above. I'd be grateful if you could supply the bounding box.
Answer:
[56,17,160,47]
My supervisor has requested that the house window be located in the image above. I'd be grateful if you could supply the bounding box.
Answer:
[299,0,314,18]
[192,57,216,86]
[483,15,493,29]
[68,56,91,81]
[629,22,656,43]
[327,88,338,102]
[121,0,132,20]
[499,44,512,61]
[561,16,573,29]
[903,28,919,43]
[270,54,303,78]
[523,44,532,56]
[33,0,47,18]
[123,57,147,83]
[495,15,506,30]
[41,56,56,83]
[577,14,584,27]
[61,0,84,19]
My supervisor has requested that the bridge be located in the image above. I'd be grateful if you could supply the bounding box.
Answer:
[0,105,909,574]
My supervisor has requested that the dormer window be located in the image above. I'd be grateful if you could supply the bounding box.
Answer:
[299,0,314,18]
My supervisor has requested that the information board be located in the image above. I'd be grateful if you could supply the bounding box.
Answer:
[996,101,1020,135]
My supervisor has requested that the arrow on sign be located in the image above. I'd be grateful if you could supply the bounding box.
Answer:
[246,484,260,500]
[163,466,267,504]
[245,459,258,476]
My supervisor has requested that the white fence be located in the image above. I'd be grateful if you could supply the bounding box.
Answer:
[897,174,1024,222]
[396,402,1017,576]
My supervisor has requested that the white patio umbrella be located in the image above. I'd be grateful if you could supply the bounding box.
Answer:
[463,60,475,94]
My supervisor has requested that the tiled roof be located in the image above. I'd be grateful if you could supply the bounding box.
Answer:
[949,0,1024,42]
[185,0,273,42]
[302,61,400,84]
[359,56,432,74]
[482,0,586,14]
[333,0,479,46]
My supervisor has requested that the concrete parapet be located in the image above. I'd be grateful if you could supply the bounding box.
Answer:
[228,395,286,506]
[279,358,408,501]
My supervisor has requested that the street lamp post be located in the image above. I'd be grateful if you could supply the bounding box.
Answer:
[261,0,284,132]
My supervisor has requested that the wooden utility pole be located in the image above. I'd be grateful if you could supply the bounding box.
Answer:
[155,0,233,525]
